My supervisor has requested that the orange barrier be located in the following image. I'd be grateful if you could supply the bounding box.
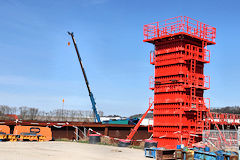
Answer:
[13,126,52,141]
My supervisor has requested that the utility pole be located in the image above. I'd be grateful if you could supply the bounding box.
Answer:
[62,98,64,121]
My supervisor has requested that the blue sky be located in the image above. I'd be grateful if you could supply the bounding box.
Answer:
[0,0,240,116]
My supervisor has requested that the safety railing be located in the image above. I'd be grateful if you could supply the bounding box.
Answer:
[204,98,210,110]
[186,73,210,89]
[153,44,210,67]
[185,44,210,63]
[184,97,209,111]
[209,113,240,125]
[150,50,155,65]
[204,75,210,89]
[149,97,154,107]
[147,117,154,133]
[149,76,155,90]
[144,16,216,43]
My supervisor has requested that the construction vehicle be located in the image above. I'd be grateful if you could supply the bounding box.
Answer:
[68,32,101,123]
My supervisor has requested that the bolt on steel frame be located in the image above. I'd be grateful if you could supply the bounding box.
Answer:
[144,16,216,149]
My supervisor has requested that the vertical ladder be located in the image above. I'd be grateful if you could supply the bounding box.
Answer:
[196,111,203,133]
[204,112,211,131]
[190,87,196,109]
[190,59,197,109]
[188,135,195,147]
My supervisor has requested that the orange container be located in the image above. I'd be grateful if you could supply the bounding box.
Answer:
[0,125,10,134]
[13,126,52,141]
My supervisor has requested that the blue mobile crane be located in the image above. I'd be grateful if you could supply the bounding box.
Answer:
[68,32,101,123]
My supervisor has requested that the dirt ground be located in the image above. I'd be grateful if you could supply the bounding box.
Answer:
[0,141,148,160]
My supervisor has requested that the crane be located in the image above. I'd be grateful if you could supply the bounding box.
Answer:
[68,32,101,123]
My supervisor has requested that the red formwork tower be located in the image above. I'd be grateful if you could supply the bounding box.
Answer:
[144,16,216,149]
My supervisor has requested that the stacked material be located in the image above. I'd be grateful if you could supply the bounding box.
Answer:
[144,146,239,160]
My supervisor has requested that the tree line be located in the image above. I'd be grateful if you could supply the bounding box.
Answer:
[211,106,240,114]
[0,105,104,122]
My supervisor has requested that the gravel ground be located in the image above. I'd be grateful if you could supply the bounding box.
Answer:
[0,141,148,160]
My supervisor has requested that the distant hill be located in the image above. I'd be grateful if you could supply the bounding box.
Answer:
[129,112,153,119]
[129,106,240,119]
[211,106,240,114]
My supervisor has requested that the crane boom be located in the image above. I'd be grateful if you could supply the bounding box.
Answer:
[68,32,101,123]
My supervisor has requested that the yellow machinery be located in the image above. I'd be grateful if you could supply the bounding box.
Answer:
[7,134,17,142]
[38,135,47,142]
[0,133,7,141]
[18,133,38,141]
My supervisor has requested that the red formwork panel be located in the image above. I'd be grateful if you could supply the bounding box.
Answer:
[153,73,209,89]
[144,16,216,149]
[154,84,186,93]
[155,64,189,77]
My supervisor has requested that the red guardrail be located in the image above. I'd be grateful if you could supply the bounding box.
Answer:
[143,16,216,43]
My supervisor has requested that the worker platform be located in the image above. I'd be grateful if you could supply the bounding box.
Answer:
[143,16,216,44]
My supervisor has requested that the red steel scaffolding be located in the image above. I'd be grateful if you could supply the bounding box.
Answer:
[144,16,216,149]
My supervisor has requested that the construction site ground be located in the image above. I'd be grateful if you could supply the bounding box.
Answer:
[0,141,148,160]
